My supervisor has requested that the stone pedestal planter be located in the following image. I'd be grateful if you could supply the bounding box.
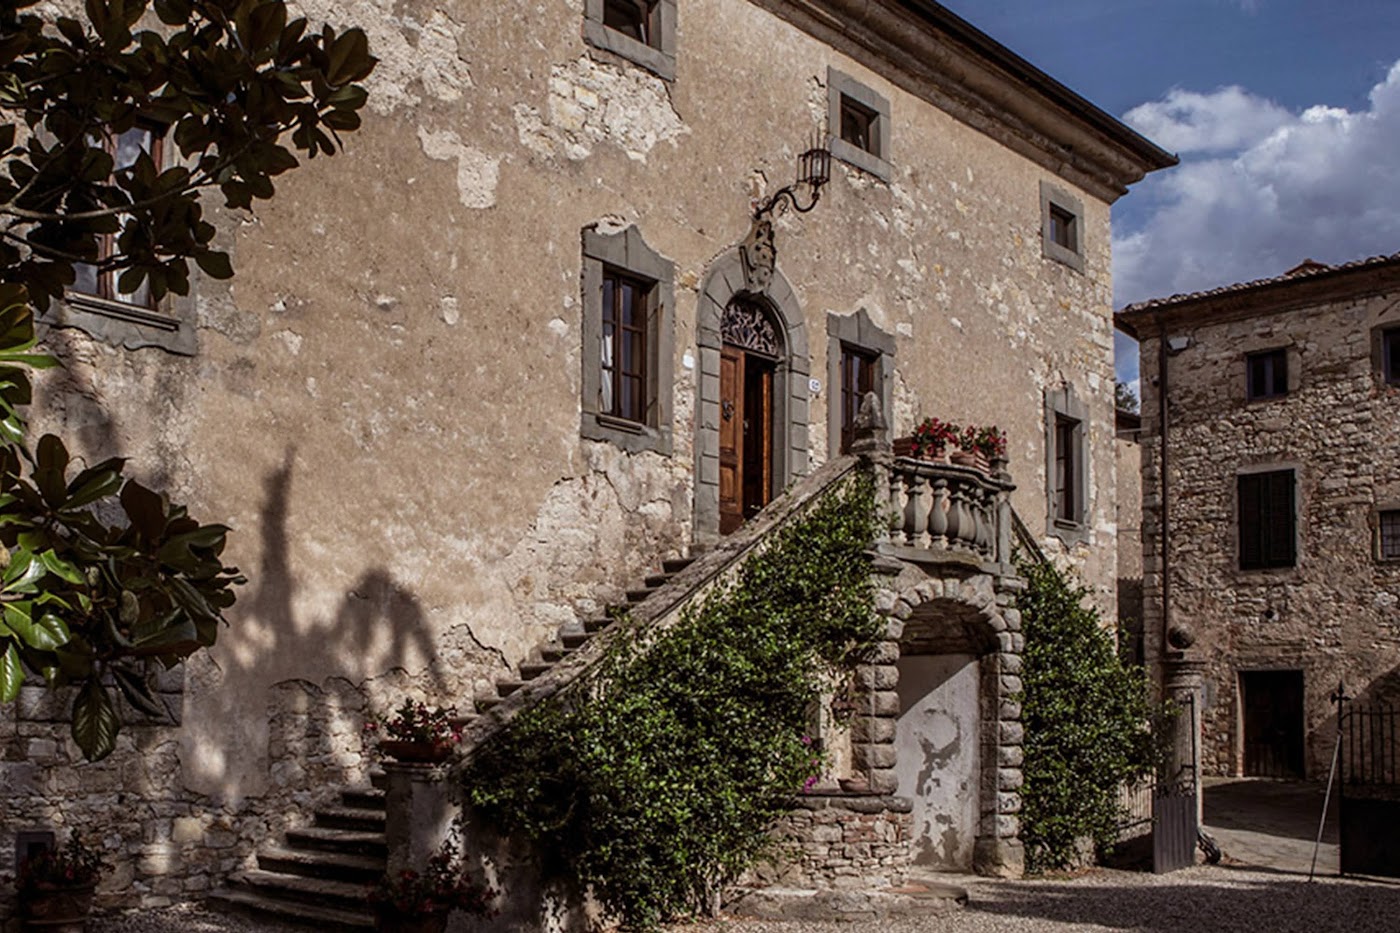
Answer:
[20,881,96,932]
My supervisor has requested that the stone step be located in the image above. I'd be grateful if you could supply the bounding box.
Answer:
[370,771,387,791]
[207,886,374,929]
[449,713,478,730]
[561,631,592,650]
[583,615,613,634]
[624,588,652,603]
[476,695,503,711]
[519,661,553,680]
[339,787,385,811]
[284,827,387,857]
[257,846,385,885]
[661,557,694,574]
[643,572,673,588]
[539,645,567,662]
[314,805,386,833]
[232,868,370,911]
[495,678,526,697]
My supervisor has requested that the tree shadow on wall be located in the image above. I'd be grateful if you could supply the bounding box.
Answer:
[191,448,454,803]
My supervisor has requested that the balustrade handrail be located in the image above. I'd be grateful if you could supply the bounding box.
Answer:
[877,455,1016,570]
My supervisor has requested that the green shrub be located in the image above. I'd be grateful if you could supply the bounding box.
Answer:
[465,475,881,929]
[1016,558,1158,872]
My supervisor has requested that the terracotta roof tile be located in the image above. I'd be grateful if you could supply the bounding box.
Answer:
[1119,250,1400,315]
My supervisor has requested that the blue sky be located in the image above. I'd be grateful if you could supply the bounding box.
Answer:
[941,0,1400,393]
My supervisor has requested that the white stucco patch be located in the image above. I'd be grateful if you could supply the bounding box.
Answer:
[290,0,472,113]
[514,56,689,163]
[417,127,500,208]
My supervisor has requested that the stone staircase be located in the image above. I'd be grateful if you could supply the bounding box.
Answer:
[208,555,696,927]
[208,779,387,928]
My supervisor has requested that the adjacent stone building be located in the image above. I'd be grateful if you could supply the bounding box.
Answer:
[1119,254,1400,779]
[3,0,1172,923]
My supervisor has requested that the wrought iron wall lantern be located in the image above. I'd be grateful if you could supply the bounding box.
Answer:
[752,136,832,221]
[741,135,831,295]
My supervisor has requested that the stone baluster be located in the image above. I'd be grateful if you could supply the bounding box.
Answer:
[945,478,965,547]
[889,468,906,544]
[905,472,929,548]
[973,487,992,559]
[927,477,949,548]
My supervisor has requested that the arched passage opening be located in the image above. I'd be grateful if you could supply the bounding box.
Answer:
[896,594,1001,872]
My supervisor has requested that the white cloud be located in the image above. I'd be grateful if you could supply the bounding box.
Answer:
[1123,86,1292,154]
[1114,61,1400,307]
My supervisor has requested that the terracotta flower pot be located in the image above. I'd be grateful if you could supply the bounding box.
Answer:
[379,739,454,763]
[950,449,989,472]
[21,881,96,932]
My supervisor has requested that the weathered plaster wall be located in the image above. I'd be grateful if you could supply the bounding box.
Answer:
[5,0,1126,910]
[1137,289,1400,777]
[894,654,980,870]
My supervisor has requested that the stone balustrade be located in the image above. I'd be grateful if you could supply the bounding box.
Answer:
[875,456,1015,570]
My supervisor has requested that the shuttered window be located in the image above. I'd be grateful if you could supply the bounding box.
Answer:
[1238,470,1296,570]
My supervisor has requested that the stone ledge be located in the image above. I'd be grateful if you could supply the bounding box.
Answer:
[789,793,914,814]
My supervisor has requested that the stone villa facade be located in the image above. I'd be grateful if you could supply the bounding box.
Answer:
[3,0,1171,925]
[1119,254,1400,779]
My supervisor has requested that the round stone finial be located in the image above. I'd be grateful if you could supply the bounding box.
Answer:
[1167,622,1196,650]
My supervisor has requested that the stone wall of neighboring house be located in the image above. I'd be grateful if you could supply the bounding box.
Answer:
[1116,410,1144,665]
[1125,260,1400,778]
[3,0,1168,915]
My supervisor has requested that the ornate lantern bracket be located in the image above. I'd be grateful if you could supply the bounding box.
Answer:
[742,137,831,294]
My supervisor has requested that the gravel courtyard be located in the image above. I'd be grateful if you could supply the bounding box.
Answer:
[92,864,1400,933]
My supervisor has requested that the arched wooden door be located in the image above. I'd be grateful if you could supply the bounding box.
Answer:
[719,299,783,534]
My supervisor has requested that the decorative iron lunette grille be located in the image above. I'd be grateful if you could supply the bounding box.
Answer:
[721,301,781,358]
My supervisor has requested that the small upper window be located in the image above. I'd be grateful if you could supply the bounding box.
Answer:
[602,0,657,44]
[1385,327,1400,386]
[1379,509,1400,561]
[1040,181,1085,273]
[1047,203,1077,253]
[827,67,891,182]
[1247,348,1289,400]
[1238,469,1296,570]
[839,97,880,159]
[583,0,675,80]
[72,125,164,309]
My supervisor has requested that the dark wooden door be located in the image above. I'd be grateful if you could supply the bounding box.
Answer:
[1242,670,1305,778]
[719,346,774,535]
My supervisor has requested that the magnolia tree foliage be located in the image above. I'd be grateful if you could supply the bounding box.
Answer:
[0,0,375,759]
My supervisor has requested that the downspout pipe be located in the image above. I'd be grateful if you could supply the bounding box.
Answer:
[1157,318,1172,666]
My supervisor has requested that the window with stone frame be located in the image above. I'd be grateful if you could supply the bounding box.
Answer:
[838,345,879,454]
[1238,469,1297,570]
[827,67,891,182]
[1045,385,1089,543]
[1384,327,1400,386]
[1378,509,1400,561]
[580,225,674,454]
[1040,181,1085,273]
[1246,347,1289,400]
[49,123,196,355]
[582,0,676,80]
[826,309,894,458]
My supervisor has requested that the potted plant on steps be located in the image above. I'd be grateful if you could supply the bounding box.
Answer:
[17,833,107,932]
[365,699,462,763]
[368,834,495,933]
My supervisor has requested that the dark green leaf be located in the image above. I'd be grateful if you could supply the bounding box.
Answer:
[72,679,119,761]
[0,643,21,702]
[194,249,233,279]
[112,664,166,718]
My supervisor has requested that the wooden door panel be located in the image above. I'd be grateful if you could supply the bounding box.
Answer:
[719,347,743,534]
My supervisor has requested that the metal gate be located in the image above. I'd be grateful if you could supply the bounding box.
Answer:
[1151,693,1199,874]
[1339,700,1400,877]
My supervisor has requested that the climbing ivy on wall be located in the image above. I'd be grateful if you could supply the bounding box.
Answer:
[465,475,882,930]
[1016,558,1159,872]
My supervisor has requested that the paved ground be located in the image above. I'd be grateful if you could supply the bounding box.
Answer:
[1202,776,1339,875]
